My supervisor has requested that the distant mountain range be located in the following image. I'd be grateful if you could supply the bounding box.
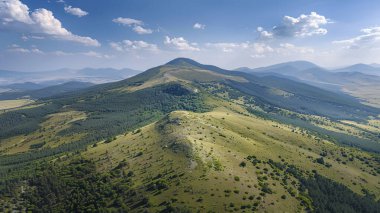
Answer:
[0,67,141,86]
[0,81,95,100]
[236,61,380,76]
[236,61,380,107]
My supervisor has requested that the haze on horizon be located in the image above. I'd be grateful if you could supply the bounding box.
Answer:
[1,0,380,71]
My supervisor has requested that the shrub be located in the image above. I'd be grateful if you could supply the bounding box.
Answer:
[239,161,246,167]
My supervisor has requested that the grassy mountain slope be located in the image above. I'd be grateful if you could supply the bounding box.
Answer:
[122,58,380,121]
[80,103,379,212]
[0,58,379,212]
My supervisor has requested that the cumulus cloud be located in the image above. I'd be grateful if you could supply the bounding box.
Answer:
[277,43,314,54]
[193,23,205,30]
[206,41,313,58]
[7,44,43,54]
[21,35,44,40]
[206,42,273,54]
[113,17,153,34]
[51,50,111,58]
[258,12,330,39]
[164,36,199,51]
[206,42,250,52]
[253,43,275,54]
[110,40,158,52]
[64,5,88,17]
[0,0,100,46]
[112,17,143,26]
[133,25,153,34]
[82,51,111,58]
[31,8,99,46]
[7,44,111,58]
[0,0,33,24]
[333,27,380,49]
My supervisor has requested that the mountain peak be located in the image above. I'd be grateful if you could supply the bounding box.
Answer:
[276,60,319,70]
[165,58,201,67]
[334,63,380,76]
[347,63,374,69]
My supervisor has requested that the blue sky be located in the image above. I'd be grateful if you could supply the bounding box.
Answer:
[1,0,380,71]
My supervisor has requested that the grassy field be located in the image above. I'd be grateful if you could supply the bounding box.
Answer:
[0,110,86,155]
[1,60,379,212]
[343,84,380,108]
[81,102,380,212]
[0,99,34,110]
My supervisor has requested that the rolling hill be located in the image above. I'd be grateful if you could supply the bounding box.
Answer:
[0,58,379,212]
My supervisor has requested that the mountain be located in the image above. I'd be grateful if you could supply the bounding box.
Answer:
[370,63,380,68]
[0,81,94,100]
[237,60,319,73]
[335,64,380,76]
[0,82,46,92]
[0,58,379,212]
[74,67,141,82]
[0,67,141,86]
[239,62,380,107]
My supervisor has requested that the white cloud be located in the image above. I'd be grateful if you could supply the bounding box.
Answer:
[31,8,99,46]
[7,45,110,58]
[206,42,273,55]
[52,50,72,56]
[0,0,33,24]
[51,50,111,58]
[7,44,43,54]
[206,42,250,52]
[193,23,205,30]
[110,40,158,52]
[164,36,200,51]
[133,25,153,34]
[0,0,99,46]
[250,54,266,58]
[206,41,313,58]
[112,17,153,35]
[277,43,314,54]
[253,43,274,54]
[82,51,111,58]
[112,17,143,26]
[64,5,88,17]
[257,27,273,39]
[258,12,330,39]
[21,35,45,40]
[333,27,380,49]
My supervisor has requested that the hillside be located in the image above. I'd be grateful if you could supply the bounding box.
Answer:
[0,58,379,212]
